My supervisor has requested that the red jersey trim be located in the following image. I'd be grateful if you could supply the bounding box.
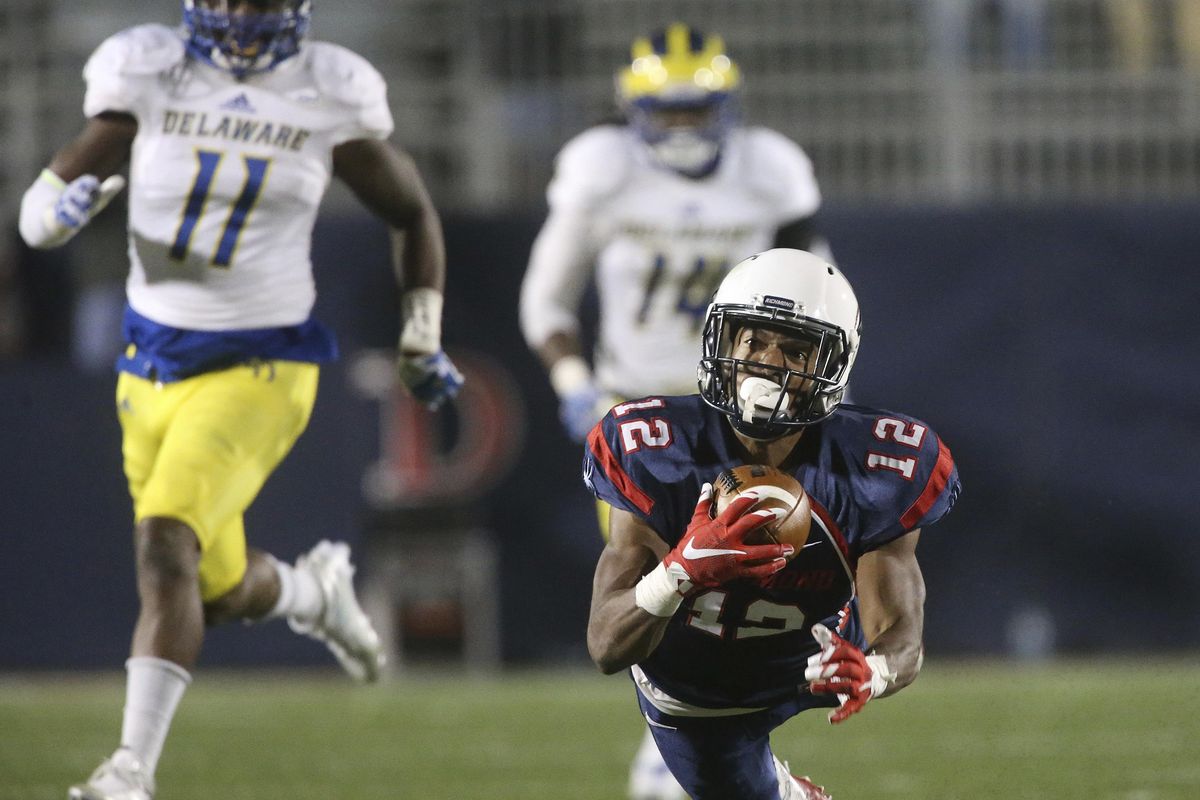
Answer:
[810,497,853,565]
[587,424,655,516]
[900,436,954,530]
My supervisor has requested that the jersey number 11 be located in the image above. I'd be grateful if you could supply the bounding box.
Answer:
[170,149,270,269]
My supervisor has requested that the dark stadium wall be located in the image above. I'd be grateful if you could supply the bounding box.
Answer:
[1,205,1196,669]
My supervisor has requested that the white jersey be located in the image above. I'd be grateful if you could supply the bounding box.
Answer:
[520,124,822,397]
[83,24,393,331]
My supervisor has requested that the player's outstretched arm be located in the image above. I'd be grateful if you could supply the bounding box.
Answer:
[587,507,671,674]
[19,112,135,249]
[520,207,610,442]
[334,138,462,409]
[855,528,926,693]
[587,486,791,674]
[805,529,924,723]
[538,331,618,443]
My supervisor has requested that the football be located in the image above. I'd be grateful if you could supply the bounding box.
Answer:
[712,464,811,558]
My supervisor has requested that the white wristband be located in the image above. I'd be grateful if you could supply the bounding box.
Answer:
[398,287,443,355]
[549,355,592,398]
[634,561,687,618]
[865,653,897,696]
[18,169,72,249]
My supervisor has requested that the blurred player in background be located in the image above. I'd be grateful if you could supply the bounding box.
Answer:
[585,249,960,799]
[18,2,462,799]
[519,23,832,798]
[521,21,833,445]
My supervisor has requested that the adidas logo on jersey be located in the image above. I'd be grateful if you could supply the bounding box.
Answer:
[219,92,257,113]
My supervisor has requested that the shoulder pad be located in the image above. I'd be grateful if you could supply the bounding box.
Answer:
[834,407,960,549]
[308,42,387,110]
[739,127,821,218]
[547,125,632,209]
[84,24,186,81]
[582,397,707,542]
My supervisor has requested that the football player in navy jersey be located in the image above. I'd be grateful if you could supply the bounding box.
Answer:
[523,24,835,798]
[18,3,461,800]
[584,249,960,799]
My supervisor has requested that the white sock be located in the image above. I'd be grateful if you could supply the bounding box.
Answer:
[120,657,191,775]
[267,554,324,623]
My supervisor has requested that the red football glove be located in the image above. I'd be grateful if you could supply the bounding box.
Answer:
[663,483,793,592]
[804,623,896,724]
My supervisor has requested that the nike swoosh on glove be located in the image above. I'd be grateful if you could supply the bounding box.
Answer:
[662,483,793,592]
[804,623,896,723]
[396,350,464,410]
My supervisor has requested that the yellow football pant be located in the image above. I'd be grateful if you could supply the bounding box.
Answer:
[116,360,319,602]
[596,499,613,542]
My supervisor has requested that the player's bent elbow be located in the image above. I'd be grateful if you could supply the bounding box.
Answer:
[892,655,923,694]
[878,644,924,698]
[587,631,632,675]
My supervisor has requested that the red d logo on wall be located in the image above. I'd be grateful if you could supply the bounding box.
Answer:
[350,348,526,508]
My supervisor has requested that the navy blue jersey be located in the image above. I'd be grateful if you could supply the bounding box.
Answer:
[583,394,960,710]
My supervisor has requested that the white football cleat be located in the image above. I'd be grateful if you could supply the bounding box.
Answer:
[68,748,154,800]
[289,540,385,682]
[775,755,832,799]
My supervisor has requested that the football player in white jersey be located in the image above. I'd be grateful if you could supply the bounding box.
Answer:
[18,3,462,799]
[520,22,832,447]
[519,23,832,800]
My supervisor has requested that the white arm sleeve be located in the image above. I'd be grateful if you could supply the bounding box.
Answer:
[518,205,595,349]
[519,126,629,351]
[18,170,70,249]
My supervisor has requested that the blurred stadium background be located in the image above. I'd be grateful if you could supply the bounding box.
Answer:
[1,1,1198,797]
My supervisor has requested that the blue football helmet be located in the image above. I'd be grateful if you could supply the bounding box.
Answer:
[183,0,311,78]
[616,22,741,177]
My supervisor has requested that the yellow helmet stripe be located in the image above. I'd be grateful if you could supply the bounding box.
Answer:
[617,22,741,102]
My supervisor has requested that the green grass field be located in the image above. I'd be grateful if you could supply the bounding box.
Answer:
[2,659,1198,800]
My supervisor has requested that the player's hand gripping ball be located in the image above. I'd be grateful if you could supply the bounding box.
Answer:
[713,465,811,559]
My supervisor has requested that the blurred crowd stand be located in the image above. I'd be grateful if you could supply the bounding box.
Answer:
[5,0,1200,369]
[1104,0,1200,72]
[924,0,1051,70]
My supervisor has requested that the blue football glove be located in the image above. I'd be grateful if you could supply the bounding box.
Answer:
[396,350,464,410]
[53,174,126,231]
[560,384,608,443]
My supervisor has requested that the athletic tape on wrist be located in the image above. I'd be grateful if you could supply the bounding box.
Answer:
[634,561,686,618]
[866,653,896,694]
[18,169,72,248]
[549,355,592,398]
[398,287,443,355]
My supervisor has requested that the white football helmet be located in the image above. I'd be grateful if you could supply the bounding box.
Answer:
[698,249,861,438]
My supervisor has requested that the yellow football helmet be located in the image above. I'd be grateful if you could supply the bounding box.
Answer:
[616,23,742,177]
